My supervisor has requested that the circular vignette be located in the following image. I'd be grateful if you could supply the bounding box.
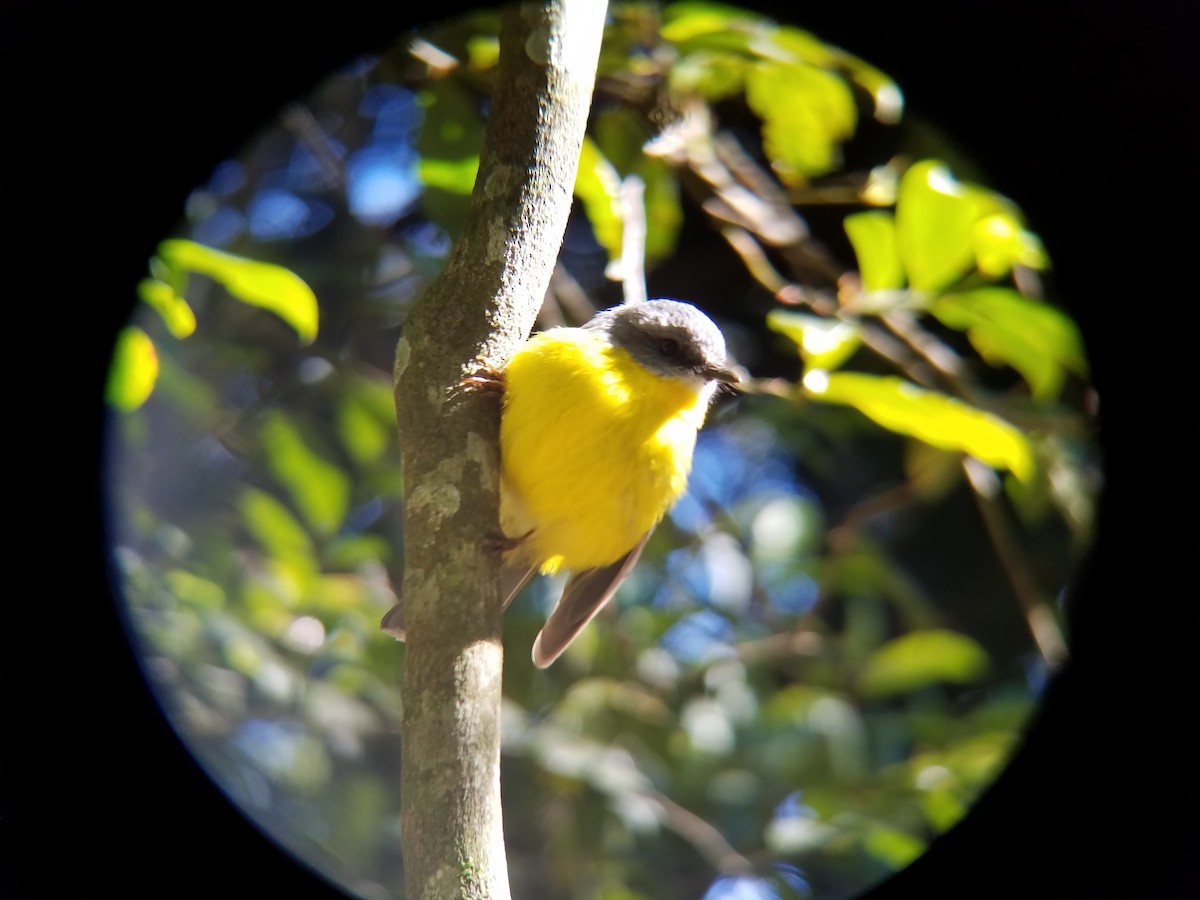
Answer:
[9,1,1194,899]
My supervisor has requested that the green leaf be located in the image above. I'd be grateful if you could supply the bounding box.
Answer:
[137,277,196,338]
[465,35,499,70]
[931,288,1088,401]
[894,161,977,292]
[858,629,990,697]
[106,326,159,411]
[767,309,861,372]
[804,371,1035,480]
[660,2,763,50]
[971,213,1048,277]
[747,60,857,182]
[238,486,319,586]
[416,156,480,194]
[667,48,746,99]
[259,411,350,537]
[574,135,624,264]
[336,376,396,466]
[863,825,926,869]
[165,569,227,611]
[844,211,904,291]
[157,239,318,344]
[415,79,486,235]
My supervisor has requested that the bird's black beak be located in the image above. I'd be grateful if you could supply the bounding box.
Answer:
[702,361,742,386]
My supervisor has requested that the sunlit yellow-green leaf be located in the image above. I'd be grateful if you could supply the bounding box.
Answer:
[574,135,624,264]
[864,825,926,869]
[337,380,396,466]
[895,161,977,292]
[770,24,840,67]
[932,288,1088,401]
[919,785,968,833]
[165,569,226,611]
[767,309,861,372]
[416,79,486,235]
[417,156,480,194]
[259,411,350,537]
[668,48,746,99]
[157,239,318,344]
[312,573,366,613]
[326,533,392,569]
[804,371,1035,480]
[106,326,159,411]
[858,629,990,698]
[747,61,856,182]
[844,211,905,291]
[137,277,196,338]
[238,487,319,586]
[839,56,904,125]
[971,213,1048,277]
[660,2,762,49]
[465,34,499,70]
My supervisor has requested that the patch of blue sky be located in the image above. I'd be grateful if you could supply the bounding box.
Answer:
[285,136,347,192]
[664,546,710,600]
[401,220,453,260]
[232,718,305,780]
[689,429,753,507]
[772,864,811,897]
[192,206,245,248]
[694,424,805,500]
[339,496,385,536]
[760,564,819,616]
[208,159,246,198]
[668,490,712,533]
[773,790,818,821]
[246,189,334,241]
[1023,652,1049,697]
[360,83,422,143]
[702,875,780,900]
[659,608,734,663]
[661,537,754,614]
[347,145,421,227]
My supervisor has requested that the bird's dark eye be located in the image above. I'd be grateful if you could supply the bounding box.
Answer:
[659,337,680,357]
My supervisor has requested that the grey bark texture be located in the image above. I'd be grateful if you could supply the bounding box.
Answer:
[393,2,606,898]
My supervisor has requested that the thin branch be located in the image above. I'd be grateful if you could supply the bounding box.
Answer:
[618,175,648,305]
[880,309,972,385]
[651,791,756,876]
[963,457,1070,666]
[280,104,346,191]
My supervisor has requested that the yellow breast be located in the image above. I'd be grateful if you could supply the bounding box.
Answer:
[499,327,714,573]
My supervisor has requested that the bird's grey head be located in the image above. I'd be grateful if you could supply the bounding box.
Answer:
[584,299,739,388]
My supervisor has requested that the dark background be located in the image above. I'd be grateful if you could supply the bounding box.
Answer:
[4,1,1196,897]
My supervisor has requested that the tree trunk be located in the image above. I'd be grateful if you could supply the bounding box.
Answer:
[394,2,606,897]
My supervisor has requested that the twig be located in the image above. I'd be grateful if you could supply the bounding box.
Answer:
[618,175,648,306]
[719,225,792,297]
[280,104,346,191]
[711,131,843,284]
[545,266,595,326]
[962,457,1070,666]
[880,310,971,384]
[651,791,756,876]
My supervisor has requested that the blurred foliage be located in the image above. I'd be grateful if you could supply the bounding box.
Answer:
[108,3,1100,899]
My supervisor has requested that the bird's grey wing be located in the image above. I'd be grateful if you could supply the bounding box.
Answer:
[380,562,537,641]
[380,600,407,640]
[531,531,652,668]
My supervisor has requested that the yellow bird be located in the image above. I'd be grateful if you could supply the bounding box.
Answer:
[383,298,739,667]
